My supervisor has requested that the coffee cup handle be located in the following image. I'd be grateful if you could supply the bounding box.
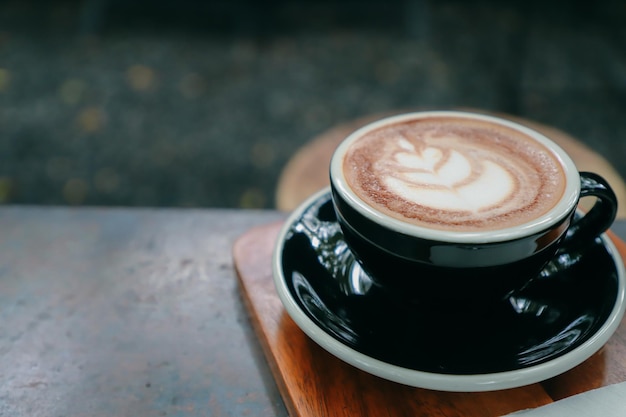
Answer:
[560,172,618,252]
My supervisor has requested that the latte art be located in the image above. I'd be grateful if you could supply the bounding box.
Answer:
[381,138,518,213]
[342,118,566,231]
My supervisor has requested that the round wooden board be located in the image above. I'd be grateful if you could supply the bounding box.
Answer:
[276,109,626,219]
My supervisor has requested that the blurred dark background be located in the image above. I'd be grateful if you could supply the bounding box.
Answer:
[0,0,624,208]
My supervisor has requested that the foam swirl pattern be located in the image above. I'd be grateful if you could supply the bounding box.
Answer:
[343,118,566,231]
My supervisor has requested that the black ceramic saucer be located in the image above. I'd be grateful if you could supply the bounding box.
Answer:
[272,189,626,392]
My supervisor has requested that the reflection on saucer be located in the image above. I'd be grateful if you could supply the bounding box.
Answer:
[273,189,626,392]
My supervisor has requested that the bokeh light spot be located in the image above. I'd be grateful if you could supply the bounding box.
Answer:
[77,107,106,133]
[0,177,14,203]
[239,188,266,209]
[126,65,157,91]
[63,178,89,205]
[0,68,11,92]
[59,79,86,105]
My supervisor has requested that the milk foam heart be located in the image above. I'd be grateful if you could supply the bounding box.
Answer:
[342,117,566,231]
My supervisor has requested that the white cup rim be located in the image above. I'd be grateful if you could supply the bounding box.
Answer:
[330,111,581,244]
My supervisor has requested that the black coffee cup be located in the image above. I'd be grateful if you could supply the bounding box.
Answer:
[329,111,618,307]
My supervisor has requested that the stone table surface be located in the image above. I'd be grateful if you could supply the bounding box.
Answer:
[0,207,625,416]
[0,207,288,417]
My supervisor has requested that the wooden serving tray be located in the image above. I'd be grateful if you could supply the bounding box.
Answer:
[233,222,626,417]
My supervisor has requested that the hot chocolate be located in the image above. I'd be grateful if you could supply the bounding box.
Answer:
[342,116,566,232]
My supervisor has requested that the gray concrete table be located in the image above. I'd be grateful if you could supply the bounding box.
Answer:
[0,207,288,417]
[0,207,625,417]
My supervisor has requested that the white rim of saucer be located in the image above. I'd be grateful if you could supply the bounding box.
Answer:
[329,111,581,244]
[272,188,626,392]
